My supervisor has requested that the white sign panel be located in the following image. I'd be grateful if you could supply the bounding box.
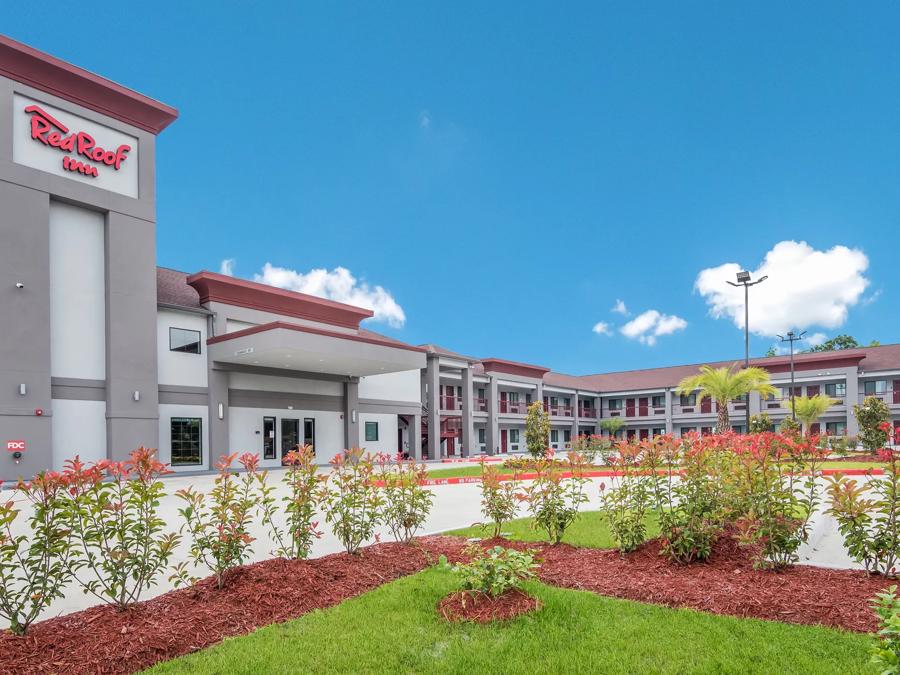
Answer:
[12,94,139,198]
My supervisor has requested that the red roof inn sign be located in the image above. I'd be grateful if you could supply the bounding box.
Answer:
[25,104,131,177]
[13,94,139,198]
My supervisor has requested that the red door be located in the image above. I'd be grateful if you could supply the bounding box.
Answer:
[500,429,508,453]
[638,397,649,417]
[500,391,508,414]
[700,398,712,414]
[893,381,900,405]
[625,398,635,416]
[639,429,649,440]
[446,437,456,456]
[807,385,820,397]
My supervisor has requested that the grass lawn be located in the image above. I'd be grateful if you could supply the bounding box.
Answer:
[445,510,659,549]
[147,567,874,674]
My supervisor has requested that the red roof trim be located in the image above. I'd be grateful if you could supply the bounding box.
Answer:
[0,34,178,134]
[207,321,426,353]
[480,358,550,379]
[187,271,374,330]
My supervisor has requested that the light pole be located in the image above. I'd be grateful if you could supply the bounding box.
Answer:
[728,271,768,432]
[777,330,806,421]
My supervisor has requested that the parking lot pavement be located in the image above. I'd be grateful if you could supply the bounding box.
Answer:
[0,472,865,627]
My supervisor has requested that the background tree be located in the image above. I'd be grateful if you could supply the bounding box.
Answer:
[855,396,891,452]
[677,364,777,433]
[525,401,551,458]
[787,395,838,436]
[807,334,880,353]
[599,417,625,439]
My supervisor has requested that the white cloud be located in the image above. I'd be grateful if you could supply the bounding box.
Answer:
[695,241,869,337]
[612,299,629,315]
[219,258,235,276]
[254,263,406,328]
[620,309,687,346]
[805,332,827,347]
[592,321,612,336]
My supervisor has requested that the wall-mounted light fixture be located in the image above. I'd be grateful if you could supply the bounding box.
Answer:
[351,410,357,423]
[18,383,26,396]
[133,390,141,402]
[217,402,224,420]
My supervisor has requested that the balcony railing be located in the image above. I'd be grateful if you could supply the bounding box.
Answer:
[602,404,665,418]
[474,397,488,412]
[859,390,900,405]
[544,404,573,417]
[578,406,597,419]
[499,399,528,414]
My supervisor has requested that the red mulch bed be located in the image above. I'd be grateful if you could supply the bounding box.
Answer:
[529,536,890,633]
[438,589,540,623]
[829,453,882,463]
[2,533,893,674]
[0,537,468,675]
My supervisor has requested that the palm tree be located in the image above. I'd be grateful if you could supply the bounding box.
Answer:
[676,364,777,433]
[786,395,838,436]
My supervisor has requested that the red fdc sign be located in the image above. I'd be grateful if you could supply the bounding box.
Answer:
[24,104,131,179]
[6,440,25,453]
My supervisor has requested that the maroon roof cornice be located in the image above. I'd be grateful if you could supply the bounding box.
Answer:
[0,34,178,134]
[480,358,550,379]
[187,271,374,329]
[207,321,426,353]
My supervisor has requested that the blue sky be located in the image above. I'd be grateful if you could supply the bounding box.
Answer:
[6,2,899,374]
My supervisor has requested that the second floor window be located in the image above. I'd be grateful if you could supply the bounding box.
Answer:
[609,399,622,410]
[651,395,665,408]
[169,327,201,354]
[864,380,888,395]
[680,393,696,406]
[825,382,846,397]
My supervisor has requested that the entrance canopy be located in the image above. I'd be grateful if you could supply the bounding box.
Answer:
[207,321,426,377]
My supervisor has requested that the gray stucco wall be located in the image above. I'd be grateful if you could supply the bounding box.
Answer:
[0,74,160,478]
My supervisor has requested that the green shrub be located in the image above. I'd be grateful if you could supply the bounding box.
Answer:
[258,444,322,560]
[62,449,179,608]
[597,443,652,553]
[378,455,434,544]
[478,462,520,538]
[441,545,538,597]
[0,472,72,635]
[319,448,384,554]
[521,452,590,544]
[871,585,900,674]
[525,401,551,458]
[171,453,260,589]
[856,397,892,453]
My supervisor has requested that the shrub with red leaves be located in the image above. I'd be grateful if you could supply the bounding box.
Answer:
[319,448,384,554]
[171,453,260,589]
[61,448,179,609]
[0,471,71,634]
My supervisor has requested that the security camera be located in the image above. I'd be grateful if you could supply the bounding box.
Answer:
[15,282,24,289]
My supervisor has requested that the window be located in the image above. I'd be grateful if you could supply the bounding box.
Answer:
[563,398,571,407]
[651,395,665,408]
[508,392,520,404]
[263,416,276,460]
[652,427,665,437]
[550,396,558,406]
[825,383,846,397]
[478,388,486,399]
[509,429,520,444]
[680,426,696,437]
[826,421,847,436]
[609,399,622,410]
[680,393,697,406]
[478,428,486,444]
[732,425,744,434]
[169,327,201,354]
[365,421,379,442]
[171,417,202,466]
[563,430,571,442]
[700,426,713,436]
[864,380,888,395]
[550,430,559,443]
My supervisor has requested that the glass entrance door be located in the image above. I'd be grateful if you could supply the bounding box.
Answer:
[303,418,315,451]
[281,418,299,458]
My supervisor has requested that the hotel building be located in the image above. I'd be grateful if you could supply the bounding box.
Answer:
[1,36,898,477]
